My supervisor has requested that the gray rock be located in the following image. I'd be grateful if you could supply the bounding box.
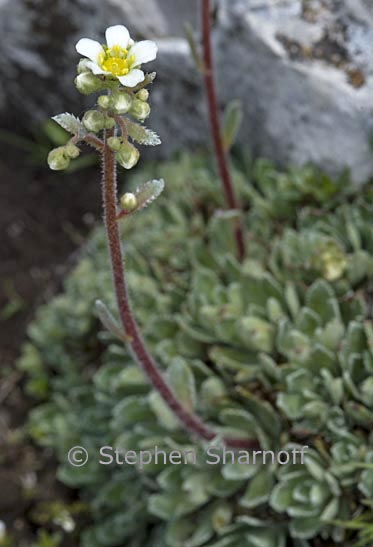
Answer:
[148,38,206,159]
[214,0,373,182]
[0,0,372,183]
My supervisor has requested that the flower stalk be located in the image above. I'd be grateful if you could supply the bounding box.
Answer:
[102,128,259,450]
[201,0,246,261]
[49,23,258,450]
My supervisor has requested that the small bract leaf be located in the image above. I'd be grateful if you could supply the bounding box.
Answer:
[126,119,161,146]
[222,99,243,151]
[52,113,86,137]
[135,179,165,211]
[185,22,204,72]
[95,300,129,342]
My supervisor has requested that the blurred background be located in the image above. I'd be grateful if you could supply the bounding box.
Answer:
[0,0,373,544]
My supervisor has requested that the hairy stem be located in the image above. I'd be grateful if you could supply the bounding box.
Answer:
[114,115,128,139]
[101,128,259,450]
[83,134,105,152]
[202,0,245,261]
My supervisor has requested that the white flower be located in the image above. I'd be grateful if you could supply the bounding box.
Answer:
[76,25,157,87]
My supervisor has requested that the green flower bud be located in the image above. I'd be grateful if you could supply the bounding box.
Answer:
[116,142,140,170]
[82,110,105,133]
[112,92,133,114]
[97,95,112,110]
[77,59,92,74]
[130,99,151,121]
[136,89,149,102]
[120,192,138,212]
[47,147,70,171]
[64,143,81,159]
[107,137,122,151]
[75,72,103,95]
[104,116,116,129]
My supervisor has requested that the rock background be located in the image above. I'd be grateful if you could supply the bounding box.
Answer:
[1,0,373,182]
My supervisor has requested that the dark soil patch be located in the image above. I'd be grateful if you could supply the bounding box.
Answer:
[0,143,102,546]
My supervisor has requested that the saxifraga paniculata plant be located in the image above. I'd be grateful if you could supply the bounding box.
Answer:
[48,26,258,451]
[22,153,373,547]
[20,16,372,547]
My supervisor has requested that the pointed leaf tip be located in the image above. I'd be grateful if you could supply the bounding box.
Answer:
[52,113,86,137]
[95,299,129,342]
[125,119,161,146]
[222,99,243,151]
[135,179,165,211]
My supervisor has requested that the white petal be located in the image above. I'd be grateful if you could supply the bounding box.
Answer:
[118,69,145,87]
[86,61,111,75]
[76,38,104,63]
[106,25,130,49]
[129,40,157,67]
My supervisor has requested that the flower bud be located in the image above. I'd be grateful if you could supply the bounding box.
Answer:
[120,192,138,212]
[116,141,140,170]
[104,116,116,129]
[64,143,81,159]
[82,110,105,133]
[77,58,92,74]
[112,92,133,114]
[75,72,103,95]
[136,89,149,102]
[107,137,122,151]
[97,95,112,110]
[129,99,151,121]
[48,147,70,171]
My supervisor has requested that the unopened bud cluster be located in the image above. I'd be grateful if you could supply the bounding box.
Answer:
[83,111,115,133]
[96,89,151,121]
[47,142,81,171]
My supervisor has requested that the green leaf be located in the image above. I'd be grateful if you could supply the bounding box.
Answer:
[52,113,85,136]
[222,99,243,151]
[277,393,304,419]
[135,179,165,212]
[167,358,196,412]
[246,527,286,547]
[95,300,128,342]
[238,316,275,353]
[219,409,257,436]
[240,468,274,508]
[166,513,214,547]
[306,280,340,324]
[148,492,199,520]
[126,119,161,146]
[222,458,261,480]
[270,481,294,512]
[184,22,204,72]
[148,392,179,430]
[289,517,322,539]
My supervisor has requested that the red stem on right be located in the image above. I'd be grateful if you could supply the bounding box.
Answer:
[201,0,246,261]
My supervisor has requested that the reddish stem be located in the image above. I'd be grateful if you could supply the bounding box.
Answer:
[83,134,105,152]
[201,0,245,261]
[101,128,259,450]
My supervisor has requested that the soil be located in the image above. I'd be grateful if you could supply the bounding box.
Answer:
[0,142,102,546]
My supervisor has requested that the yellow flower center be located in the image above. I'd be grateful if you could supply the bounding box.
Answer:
[99,45,135,77]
